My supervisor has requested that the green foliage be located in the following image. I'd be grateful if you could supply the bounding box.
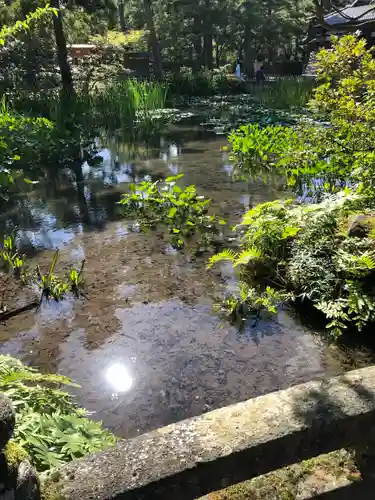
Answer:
[228,35,375,197]
[89,79,168,132]
[0,354,115,472]
[67,259,86,297]
[208,193,375,337]
[0,234,25,277]
[252,77,314,109]
[0,4,57,45]
[90,29,148,50]
[166,67,243,97]
[0,238,86,309]
[35,251,69,304]
[214,281,284,322]
[119,174,226,251]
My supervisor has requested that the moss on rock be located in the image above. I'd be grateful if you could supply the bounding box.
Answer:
[40,478,65,500]
[4,440,29,468]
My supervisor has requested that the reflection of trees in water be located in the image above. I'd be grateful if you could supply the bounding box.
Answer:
[1,128,213,248]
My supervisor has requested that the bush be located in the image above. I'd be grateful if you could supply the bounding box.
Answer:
[208,194,375,338]
[166,66,244,97]
[210,35,375,337]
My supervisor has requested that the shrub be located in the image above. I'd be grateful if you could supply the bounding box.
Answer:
[208,193,375,337]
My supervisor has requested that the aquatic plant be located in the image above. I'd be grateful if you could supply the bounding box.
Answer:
[91,79,168,131]
[67,259,86,298]
[0,354,115,471]
[119,174,226,251]
[34,250,69,305]
[0,235,25,278]
[251,77,314,110]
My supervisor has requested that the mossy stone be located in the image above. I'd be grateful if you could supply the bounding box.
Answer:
[348,214,375,238]
[0,394,16,449]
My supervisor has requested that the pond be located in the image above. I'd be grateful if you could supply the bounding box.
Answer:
[1,120,374,439]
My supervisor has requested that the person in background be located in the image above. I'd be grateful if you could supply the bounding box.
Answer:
[235,57,241,80]
[256,65,265,85]
[253,57,263,77]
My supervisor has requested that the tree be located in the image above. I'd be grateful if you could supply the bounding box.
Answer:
[51,0,74,96]
[144,0,163,79]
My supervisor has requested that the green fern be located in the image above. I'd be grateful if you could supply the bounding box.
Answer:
[335,249,375,276]
[233,247,263,267]
[207,249,238,268]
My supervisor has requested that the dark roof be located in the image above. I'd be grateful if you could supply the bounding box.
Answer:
[325,3,375,26]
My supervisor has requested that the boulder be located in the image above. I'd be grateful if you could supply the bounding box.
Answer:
[0,442,40,500]
[0,395,15,450]
[348,214,375,238]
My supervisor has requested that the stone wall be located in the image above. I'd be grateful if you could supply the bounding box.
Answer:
[46,366,375,500]
[0,394,40,500]
[4,366,375,499]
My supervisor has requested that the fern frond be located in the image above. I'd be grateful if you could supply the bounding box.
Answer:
[207,249,238,269]
[233,247,262,267]
[335,249,375,275]
[0,371,80,388]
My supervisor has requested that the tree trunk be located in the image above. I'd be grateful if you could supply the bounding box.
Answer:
[119,0,126,32]
[144,0,163,80]
[215,37,220,68]
[203,33,213,69]
[51,0,74,96]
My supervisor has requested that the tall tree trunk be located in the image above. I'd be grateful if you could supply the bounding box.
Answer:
[192,17,203,73]
[203,0,213,70]
[119,0,126,32]
[51,0,74,97]
[203,33,213,69]
[215,37,220,68]
[144,0,163,80]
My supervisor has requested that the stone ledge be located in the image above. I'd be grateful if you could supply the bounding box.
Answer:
[54,366,375,500]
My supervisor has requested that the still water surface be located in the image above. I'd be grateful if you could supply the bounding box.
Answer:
[1,125,374,438]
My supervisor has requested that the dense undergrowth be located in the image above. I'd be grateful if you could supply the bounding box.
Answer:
[210,35,375,338]
[0,355,115,471]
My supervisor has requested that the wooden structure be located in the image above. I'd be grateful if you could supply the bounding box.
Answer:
[68,44,151,76]
[307,0,375,52]
[68,44,97,64]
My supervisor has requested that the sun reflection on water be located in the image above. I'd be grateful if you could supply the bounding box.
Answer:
[105,363,133,393]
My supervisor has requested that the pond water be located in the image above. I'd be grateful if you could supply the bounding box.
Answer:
[1,122,374,438]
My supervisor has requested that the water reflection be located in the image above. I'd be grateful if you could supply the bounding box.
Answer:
[105,363,133,393]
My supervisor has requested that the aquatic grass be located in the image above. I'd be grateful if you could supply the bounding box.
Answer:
[91,79,168,131]
[252,77,314,110]
[0,234,25,278]
[35,250,69,305]
[67,259,86,298]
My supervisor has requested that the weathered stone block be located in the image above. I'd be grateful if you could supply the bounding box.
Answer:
[50,366,375,500]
